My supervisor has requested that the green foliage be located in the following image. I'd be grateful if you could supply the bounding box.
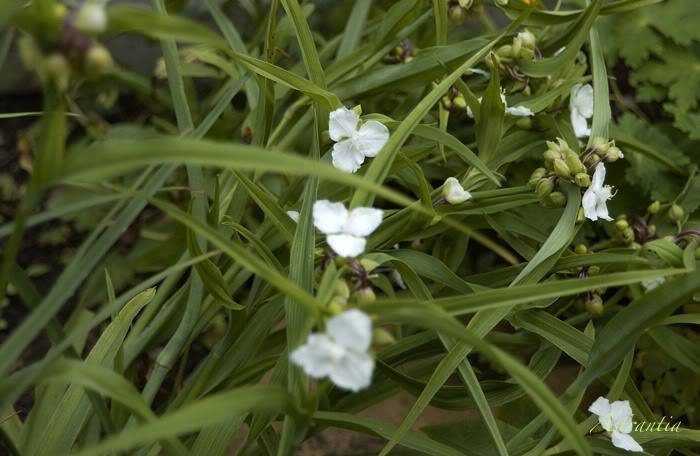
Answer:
[0,0,699,455]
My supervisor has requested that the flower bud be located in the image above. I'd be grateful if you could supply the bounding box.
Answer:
[592,137,610,154]
[458,0,473,7]
[585,294,604,317]
[606,146,623,162]
[546,191,567,208]
[515,117,532,129]
[44,53,71,92]
[84,44,113,78]
[615,219,629,231]
[75,2,108,34]
[372,328,396,346]
[453,95,467,110]
[354,287,376,305]
[588,265,601,275]
[442,177,472,204]
[668,204,684,222]
[647,200,661,215]
[528,167,547,188]
[647,224,656,237]
[495,45,513,59]
[448,5,465,23]
[536,178,554,198]
[553,159,571,178]
[543,149,559,165]
[576,208,585,224]
[334,279,350,299]
[565,152,586,174]
[621,227,635,243]
[575,172,591,188]
[518,30,536,49]
[575,244,588,255]
[327,296,345,315]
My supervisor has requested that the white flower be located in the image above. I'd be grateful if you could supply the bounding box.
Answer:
[287,210,300,223]
[467,68,490,77]
[582,163,614,222]
[466,91,533,118]
[570,83,594,138]
[312,200,382,257]
[290,309,374,392]
[589,397,643,453]
[75,2,108,34]
[641,277,665,291]
[329,107,390,173]
[442,177,472,204]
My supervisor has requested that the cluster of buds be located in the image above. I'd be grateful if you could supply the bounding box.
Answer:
[529,138,580,208]
[18,2,112,92]
[439,84,467,113]
[613,216,637,245]
[447,0,474,23]
[583,137,624,166]
[486,30,537,89]
[383,40,414,64]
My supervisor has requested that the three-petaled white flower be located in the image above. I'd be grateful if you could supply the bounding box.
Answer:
[570,83,594,138]
[290,309,374,392]
[467,91,533,118]
[589,397,644,452]
[641,277,665,291]
[313,200,382,257]
[442,177,472,204]
[582,163,614,222]
[329,107,390,173]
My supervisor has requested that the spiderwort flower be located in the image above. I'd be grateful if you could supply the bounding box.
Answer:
[442,177,472,204]
[290,309,374,392]
[466,91,533,118]
[589,397,643,452]
[312,200,382,257]
[329,107,390,173]
[582,163,614,222]
[570,83,594,138]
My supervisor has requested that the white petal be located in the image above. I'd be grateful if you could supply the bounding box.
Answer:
[331,139,365,173]
[327,234,366,257]
[76,3,107,34]
[313,200,348,234]
[329,350,375,392]
[572,83,594,118]
[610,400,634,433]
[442,177,472,204]
[506,105,534,117]
[290,334,344,379]
[287,211,300,223]
[591,162,607,189]
[582,187,600,221]
[329,107,359,142]
[356,120,390,157]
[327,309,373,351]
[571,110,591,138]
[589,397,613,432]
[467,68,490,77]
[595,197,613,222]
[345,207,383,237]
[611,431,644,453]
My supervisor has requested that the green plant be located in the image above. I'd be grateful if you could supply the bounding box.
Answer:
[0,0,698,455]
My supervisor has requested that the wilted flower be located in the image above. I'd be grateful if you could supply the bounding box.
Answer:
[329,107,390,173]
[441,177,472,204]
[570,83,594,138]
[582,163,614,222]
[290,309,374,392]
[312,200,382,257]
[589,397,643,452]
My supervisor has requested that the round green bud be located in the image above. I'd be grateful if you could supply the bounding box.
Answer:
[575,172,591,188]
[516,117,532,129]
[647,224,656,237]
[553,158,571,178]
[575,244,588,255]
[512,37,522,59]
[588,265,601,275]
[668,204,685,222]
[354,287,376,306]
[495,44,513,59]
[621,227,635,243]
[606,146,623,162]
[543,149,559,164]
[75,2,107,34]
[615,219,629,231]
[327,297,345,315]
[44,53,71,92]
[518,30,536,49]
[591,136,607,148]
[585,294,604,317]
[565,153,586,174]
[647,200,661,215]
[334,279,350,299]
[530,167,547,180]
[84,44,113,78]
[453,95,467,110]
[546,191,567,208]
[536,178,554,198]
[372,328,396,346]
[441,95,452,110]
